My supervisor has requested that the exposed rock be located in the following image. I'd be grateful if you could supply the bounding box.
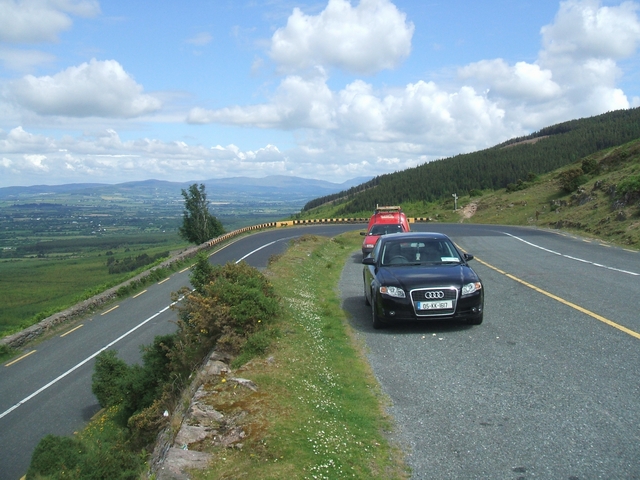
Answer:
[149,352,253,478]
[189,402,224,424]
[229,377,258,392]
[203,359,231,377]
[175,425,214,446]
[156,448,212,480]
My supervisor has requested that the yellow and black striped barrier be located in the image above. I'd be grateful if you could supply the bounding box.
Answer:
[204,216,432,248]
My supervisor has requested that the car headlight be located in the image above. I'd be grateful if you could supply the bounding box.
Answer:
[380,286,405,298]
[461,282,482,296]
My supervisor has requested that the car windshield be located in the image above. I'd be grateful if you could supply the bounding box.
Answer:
[369,224,403,236]
[381,239,462,266]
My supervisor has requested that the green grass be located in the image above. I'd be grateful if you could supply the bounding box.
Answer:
[192,232,408,479]
[0,234,189,337]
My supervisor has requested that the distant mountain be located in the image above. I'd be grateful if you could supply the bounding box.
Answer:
[0,176,373,204]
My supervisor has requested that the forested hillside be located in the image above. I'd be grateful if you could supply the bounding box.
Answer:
[304,107,640,215]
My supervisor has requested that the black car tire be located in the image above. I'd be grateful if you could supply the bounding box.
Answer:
[371,298,385,329]
[364,279,371,306]
[467,314,483,325]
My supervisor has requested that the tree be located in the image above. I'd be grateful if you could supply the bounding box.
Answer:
[178,183,224,244]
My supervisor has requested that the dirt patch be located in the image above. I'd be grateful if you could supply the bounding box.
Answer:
[459,202,477,221]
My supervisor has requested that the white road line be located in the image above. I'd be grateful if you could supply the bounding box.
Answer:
[503,232,640,276]
[1,239,280,420]
[0,301,180,420]
[235,240,278,263]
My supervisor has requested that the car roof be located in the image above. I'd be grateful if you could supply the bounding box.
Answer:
[378,232,450,242]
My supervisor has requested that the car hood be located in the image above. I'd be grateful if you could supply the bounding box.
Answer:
[377,264,479,289]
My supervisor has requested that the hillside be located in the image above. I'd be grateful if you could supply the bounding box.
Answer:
[460,138,640,248]
[302,107,640,216]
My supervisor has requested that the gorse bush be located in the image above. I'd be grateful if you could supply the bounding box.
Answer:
[171,261,279,374]
[30,261,280,478]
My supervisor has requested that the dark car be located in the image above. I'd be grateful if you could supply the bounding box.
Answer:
[362,232,484,329]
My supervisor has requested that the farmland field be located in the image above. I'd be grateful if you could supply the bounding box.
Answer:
[0,184,301,338]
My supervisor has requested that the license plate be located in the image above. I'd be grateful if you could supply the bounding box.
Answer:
[417,300,452,310]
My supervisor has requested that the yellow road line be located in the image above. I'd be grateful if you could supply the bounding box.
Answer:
[179,266,192,273]
[5,350,36,367]
[60,324,83,337]
[158,277,170,284]
[475,256,640,341]
[133,289,147,298]
[101,305,119,316]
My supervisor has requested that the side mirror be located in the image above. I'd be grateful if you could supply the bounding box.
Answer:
[464,253,474,261]
[362,256,376,265]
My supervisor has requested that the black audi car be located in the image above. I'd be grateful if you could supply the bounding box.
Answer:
[362,232,484,329]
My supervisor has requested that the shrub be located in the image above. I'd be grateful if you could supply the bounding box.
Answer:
[558,168,585,192]
[92,350,128,408]
[27,434,84,478]
[581,157,599,174]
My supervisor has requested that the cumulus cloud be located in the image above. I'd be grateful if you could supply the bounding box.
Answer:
[459,60,561,101]
[455,0,640,127]
[188,70,335,129]
[6,59,162,117]
[0,47,56,71]
[3,0,640,188]
[0,126,296,185]
[540,0,640,61]
[269,0,414,74]
[0,0,100,43]
[190,0,640,166]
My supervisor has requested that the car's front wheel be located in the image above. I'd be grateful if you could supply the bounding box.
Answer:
[364,276,371,306]
[371,297,385,329]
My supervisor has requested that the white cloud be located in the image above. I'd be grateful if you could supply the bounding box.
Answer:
[540,0,640,60]
[0,47,56,71]
[0,0,100,43]
[6,59,162,118]
[459,59,561,101]
[269,0,414,74]
[454,0,640,127]
[188,70,335,129]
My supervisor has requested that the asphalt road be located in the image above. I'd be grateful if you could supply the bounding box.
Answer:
[2,223,639,479]
[0,224,360,480]
[341,223,640,479]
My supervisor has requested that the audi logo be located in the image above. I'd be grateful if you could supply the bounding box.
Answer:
[423,291,445,299]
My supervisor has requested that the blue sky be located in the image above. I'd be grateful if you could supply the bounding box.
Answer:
[1,0,639,187]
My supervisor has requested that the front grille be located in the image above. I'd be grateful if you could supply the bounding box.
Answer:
[410,287,458,317]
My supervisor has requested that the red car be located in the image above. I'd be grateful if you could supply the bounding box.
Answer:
[361,205,410,256]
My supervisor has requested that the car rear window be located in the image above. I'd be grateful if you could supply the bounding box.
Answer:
[369,224,403,235]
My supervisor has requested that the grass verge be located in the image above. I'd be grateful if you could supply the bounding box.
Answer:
[192,231,408,479]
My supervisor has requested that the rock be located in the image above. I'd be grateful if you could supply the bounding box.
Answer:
[229,377,258,392]
[157,448,212,480]
[190,403,224,423]
[203,360,231,377]
[174,425,213,446]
